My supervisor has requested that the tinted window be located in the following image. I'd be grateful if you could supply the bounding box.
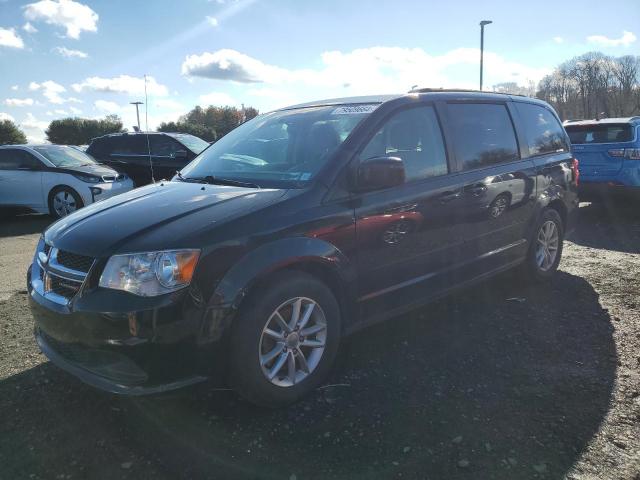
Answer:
[447,103,519,171]
[111,135,149,155]
[150,135,182,156]
[515,102,569,154]
[0,149,42,170]
[565,124,634,144]
[360,106,448,182]
[168,134,209,154]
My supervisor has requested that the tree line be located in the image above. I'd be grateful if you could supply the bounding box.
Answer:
[535,52,640,120]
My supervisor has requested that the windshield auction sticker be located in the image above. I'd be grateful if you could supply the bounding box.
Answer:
[331,104,379,115]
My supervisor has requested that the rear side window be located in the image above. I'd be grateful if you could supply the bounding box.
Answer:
[446,103,519,171]
[515,103,569,155]
[111,136,148,155]
[359,105,448,183]
[565,124,634,144]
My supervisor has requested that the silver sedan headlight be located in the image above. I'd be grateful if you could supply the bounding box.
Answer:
[99,250,200,297]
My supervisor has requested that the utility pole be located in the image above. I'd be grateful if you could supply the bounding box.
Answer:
[479,20,493,91]
[130,101,143,131]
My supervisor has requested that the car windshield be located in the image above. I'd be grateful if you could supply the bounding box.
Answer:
[32,145,97,167]
[565,124,634,144]
[169,133,210,154]
[179,104,378,188]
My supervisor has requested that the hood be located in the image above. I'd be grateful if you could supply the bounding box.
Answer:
[44,181,287,257]
[55,163,121,178]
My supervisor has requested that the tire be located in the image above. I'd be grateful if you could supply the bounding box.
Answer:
[48,186,84,219]
[520,208,564,282]
[229,271,341,408]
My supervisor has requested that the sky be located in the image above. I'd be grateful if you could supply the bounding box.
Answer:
[0,0,638,142]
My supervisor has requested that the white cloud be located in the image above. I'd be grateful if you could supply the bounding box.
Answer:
[72,75,168,96]
[53,108,67,115]
[20,112,48,143]
[94,100,120,113]
[587,30,637,47]
[10,85,19,91]
[553,36,564,44]
[199,92,237,106]
[4,98,34,107]
[53,46,88,58]
[0,27,25,49]
[29,80,69,104]
[0,112,16,122]
[206,16,219,27]
[182,47,550,94]
[23,0,98,39]
[68,106,81,114]
[154,98,184,110]
[23,22,38,33]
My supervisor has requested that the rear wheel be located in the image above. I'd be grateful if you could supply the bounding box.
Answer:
[520,208,564,281]
[229,271,341,408]
[49,186,84,219]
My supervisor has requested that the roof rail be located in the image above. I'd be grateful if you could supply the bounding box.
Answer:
[408,87,531,98]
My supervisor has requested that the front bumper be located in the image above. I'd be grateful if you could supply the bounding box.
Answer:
[27,265,223,395]
[83,179,135,205]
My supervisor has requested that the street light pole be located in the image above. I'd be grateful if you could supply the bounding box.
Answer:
[479,20,493,91]
[130,101,143,131]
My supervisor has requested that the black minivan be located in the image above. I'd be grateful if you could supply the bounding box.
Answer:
[28,91,579,407]
[87,132,210,186]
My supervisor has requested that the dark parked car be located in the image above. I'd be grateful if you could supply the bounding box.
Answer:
[86,132,210,186]
[28,91,579,407]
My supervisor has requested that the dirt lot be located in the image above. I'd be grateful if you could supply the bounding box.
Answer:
[0,203,639,480]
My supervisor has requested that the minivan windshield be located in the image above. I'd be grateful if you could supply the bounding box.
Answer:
[179,104,378,188]
[565,124,634,144]
[33,145,97,167]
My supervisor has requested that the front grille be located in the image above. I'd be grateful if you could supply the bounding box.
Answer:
[48,273,82,298]
[56,250,94,273]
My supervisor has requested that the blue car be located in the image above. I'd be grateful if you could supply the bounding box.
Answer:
[564,117,640,199]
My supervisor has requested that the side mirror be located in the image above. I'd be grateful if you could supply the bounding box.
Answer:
[173,149,188,159]
[354,156,405,192]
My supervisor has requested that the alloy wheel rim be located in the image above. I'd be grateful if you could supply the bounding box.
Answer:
[535,220,559,271]
[53,191,77,217]
[259,297,327,387]
[491,197,508,218]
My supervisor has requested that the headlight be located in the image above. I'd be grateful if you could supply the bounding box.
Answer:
[73,173,102,183]
[99,250,200,296]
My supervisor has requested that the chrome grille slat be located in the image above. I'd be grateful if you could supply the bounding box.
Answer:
[32,242,95,305]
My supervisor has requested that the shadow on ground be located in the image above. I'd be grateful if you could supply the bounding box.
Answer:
[568,200,640,254]
[0,211,52,238]
[0,271,616,479]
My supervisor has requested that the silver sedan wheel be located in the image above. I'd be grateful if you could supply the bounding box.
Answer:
[53,190,78,217]
[535,220,559,271]
[259,297,327,387]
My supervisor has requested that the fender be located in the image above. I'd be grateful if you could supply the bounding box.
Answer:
[199,236,356,343]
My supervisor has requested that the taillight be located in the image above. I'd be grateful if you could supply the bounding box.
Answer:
[609,148,640,159]
[571,158,580,186]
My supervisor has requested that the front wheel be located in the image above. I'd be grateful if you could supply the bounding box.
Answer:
[48,186,84,219]
[520,208,564,281]
[229,271,341,408]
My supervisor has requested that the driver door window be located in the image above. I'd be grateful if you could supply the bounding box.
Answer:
[360,106,448,183]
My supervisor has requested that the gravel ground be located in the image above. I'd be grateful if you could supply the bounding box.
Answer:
[0,202,638,480]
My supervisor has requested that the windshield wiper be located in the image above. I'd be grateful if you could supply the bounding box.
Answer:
[175,171,260,189]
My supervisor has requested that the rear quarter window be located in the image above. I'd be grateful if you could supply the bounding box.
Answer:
[514,103,568,156]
